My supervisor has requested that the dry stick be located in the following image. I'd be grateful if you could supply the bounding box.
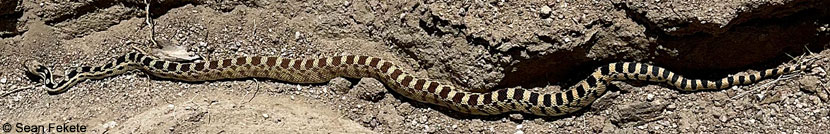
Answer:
[131,45,148,54]
[144,0,159,48]
[243,78,260,104]
[731,74,790,100]
[2,85,36,97]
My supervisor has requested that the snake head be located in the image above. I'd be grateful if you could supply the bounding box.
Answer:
[22,60,50,82]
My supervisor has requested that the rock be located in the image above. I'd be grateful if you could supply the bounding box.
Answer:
[101,121,118,129]
[539,5,552,18]
[328,77,352,94]
[799,76,820,93]
[647,94,655,101]
[348,78,386,102]
[611,102,667,127]
[760,92,783,104]
[509,113,524,121]
[167,104,175,110]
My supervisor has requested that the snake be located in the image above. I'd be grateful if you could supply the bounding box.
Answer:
[23,52,814,116]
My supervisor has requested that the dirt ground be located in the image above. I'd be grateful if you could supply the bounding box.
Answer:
[2,0,830,133]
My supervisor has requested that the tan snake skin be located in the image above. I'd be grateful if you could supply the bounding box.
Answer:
[24,52,814,116]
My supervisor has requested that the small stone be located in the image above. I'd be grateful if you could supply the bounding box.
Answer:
[666,104,676,110]
[509,113,524,121]
[327,77,352,94]
[516,124,523,129]
[0,78,7,83]
[799,76,820,93]
[263,114,270,119]
[539,5,552,18]
[755,94,764,100]
[102,121,118,129]
[647,94,655,101]
[719,115,728,122]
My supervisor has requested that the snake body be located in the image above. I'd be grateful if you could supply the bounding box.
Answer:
[25,52,813,116]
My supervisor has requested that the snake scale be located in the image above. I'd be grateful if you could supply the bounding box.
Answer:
[24,52,814,116]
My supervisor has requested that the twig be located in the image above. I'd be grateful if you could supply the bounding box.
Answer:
[731,74,790,100]
[2,85,36,97]
[784,53,795,60]
[131,45,147,54]
[803,44,815,55]
[144,0,159,48]
[759,74,791,89]
[243,78,260,104]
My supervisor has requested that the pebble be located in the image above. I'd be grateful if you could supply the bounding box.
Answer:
[418,115,428,123]
[539,5,552,18]
[509,113,524,120]
[263,114,270,119]
[102,121,118,129]
[516,124,523,129]
[0,78,6,83]
[719,115,728,122]
[647,94,655,101]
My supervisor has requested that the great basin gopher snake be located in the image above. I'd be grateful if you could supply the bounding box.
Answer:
[24,52,815,116]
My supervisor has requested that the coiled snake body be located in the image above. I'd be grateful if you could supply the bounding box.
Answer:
[24,52,813,116]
